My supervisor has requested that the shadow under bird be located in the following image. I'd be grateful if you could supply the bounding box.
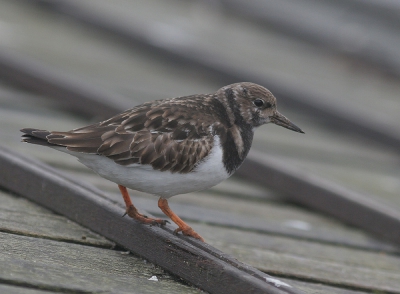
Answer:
[21,82,304,242]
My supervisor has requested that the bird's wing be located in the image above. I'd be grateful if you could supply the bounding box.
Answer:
[47,97,219,173]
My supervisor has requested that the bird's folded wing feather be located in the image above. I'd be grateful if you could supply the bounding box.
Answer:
[47,98,218,174]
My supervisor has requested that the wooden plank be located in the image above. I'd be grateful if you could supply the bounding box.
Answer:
[253,121,400,210]
[237,151,400,246]
[278,279,371,294]
[243,250,400,294]
[0,285,58,294]
[0,48,124,119]
[0,191,114,247]
[0,146,305,294]
[0,232,201,294]
[218,0,400,77]
[194,224,400,293]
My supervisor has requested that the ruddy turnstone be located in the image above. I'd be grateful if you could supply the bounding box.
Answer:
[21,82,304,242]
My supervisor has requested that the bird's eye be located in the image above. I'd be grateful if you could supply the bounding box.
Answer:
[253,99,264,107]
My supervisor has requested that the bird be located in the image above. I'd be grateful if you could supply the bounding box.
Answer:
[21,82,304,242]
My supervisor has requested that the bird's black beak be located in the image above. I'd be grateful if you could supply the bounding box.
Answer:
[270,111,304,134]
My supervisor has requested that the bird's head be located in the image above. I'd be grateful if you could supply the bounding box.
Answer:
[218,82,304,133]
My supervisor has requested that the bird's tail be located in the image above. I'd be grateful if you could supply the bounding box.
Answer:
[21,128,54,147]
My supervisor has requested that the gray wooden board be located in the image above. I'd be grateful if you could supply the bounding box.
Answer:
[0,190,114,247]
[215,0,400,75]
[0,232,201,294]
[277,279,370,294]
[0,285,59,294]
[252,117,400,210]
[198,226,400,293]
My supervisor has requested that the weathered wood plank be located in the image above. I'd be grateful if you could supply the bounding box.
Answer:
[217,0,400,79]
[197,224,400,273]
[253,122,400,209]
[278,279,370,294]
[0,285,58,294]
[0,48,123,119]
[246,250,400,294]
[0,191,114,247]
[0,232,201,294]
[238,151,400,246]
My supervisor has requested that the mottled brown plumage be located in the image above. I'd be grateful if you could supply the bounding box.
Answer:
[22,83,303,175]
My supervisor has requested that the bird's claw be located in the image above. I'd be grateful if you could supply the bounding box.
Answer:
[150,219,169,227]
[173,226,204,242]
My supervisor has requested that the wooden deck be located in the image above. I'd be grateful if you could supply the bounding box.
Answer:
[1,0,400,293]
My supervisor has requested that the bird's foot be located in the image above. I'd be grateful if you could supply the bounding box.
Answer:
[174,226,205,242]
[124,205,168,226]
[158,198,205,242]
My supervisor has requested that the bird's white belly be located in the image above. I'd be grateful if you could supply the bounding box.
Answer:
[64,137,230,198]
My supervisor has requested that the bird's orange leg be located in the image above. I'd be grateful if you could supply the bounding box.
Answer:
[118,185,167,226]
[158,198,204,242]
